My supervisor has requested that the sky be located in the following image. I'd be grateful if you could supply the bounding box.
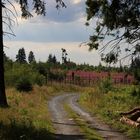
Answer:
[3,0,101,65]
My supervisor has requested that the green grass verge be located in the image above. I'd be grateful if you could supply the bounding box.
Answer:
[64,104,103,140]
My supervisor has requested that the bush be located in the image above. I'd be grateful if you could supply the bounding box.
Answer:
[5,63,47,88]
[15,76,33,92]
[99,78,113,94]
[35,74,46,86]
[130,86,140,97]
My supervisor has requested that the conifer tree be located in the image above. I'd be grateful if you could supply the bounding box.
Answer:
[28,51,36,64]
[16,48,27,64]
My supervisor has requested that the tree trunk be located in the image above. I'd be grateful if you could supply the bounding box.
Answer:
[0,1,8,107]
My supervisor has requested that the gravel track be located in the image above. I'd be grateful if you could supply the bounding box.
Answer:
[49,93,130,140]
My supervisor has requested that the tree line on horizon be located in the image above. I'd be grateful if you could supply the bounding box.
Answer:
[4,47,135,72]
[3,47,140,92]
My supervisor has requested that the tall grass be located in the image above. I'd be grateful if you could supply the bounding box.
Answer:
[79,84,140,139]
[0,84,84,139]
[0,86,54,139]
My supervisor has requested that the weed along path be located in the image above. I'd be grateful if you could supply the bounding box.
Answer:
[49,93,130,140]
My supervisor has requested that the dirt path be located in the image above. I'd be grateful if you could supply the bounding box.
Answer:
[49,93,130,140]
[48,94,85,140]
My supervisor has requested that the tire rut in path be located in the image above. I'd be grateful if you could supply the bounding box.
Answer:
[49,93,130,140]
[67,94,130,140]
[48,94,85,140]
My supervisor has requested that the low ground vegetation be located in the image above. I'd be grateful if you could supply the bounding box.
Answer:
[79,83,140,139]
[64,104,103,140]
[0,84,83,139]
[0,86,53,139]
[2,52,140,139]
[1,80,139,139]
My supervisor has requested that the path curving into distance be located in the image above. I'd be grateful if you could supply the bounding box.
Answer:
[48,93,130,140]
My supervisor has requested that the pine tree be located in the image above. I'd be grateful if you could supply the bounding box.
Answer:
[52,55,57,64]
[16,48,27,64]
[47,54,58,64]
[47,54,53,63]
[28,51,36,64]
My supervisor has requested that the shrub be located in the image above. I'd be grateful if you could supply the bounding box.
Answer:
[99,78,113,94]
[35,74,46,86]
[130,86,140,97]
[15,76,33,92]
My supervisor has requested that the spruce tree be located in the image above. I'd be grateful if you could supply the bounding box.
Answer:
[16,48,27,64]
[28,51,36,64]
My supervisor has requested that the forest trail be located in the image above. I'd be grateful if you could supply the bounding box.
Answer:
[48,93,130,140]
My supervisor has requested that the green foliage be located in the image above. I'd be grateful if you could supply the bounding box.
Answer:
[80,86,140,139]
[47,54,57,64]
[0,118,53,140]
[130,86,140,98]
[4,48,134,90]
[3,52,12,63]
[5,62,47,88]
[34,74,46,86]
[99,77,113,94]
[19,108,28,116]
[131,56,140,84]
[28,51,36,64]
[101,52,118,64]
[16,48,27,64]
[48,71,65,81]
[5,64,32,87]
[15,76,33,92]
[35,62,48,77]
[86,0,140,63]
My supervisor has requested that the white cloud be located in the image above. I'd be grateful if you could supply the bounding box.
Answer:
[4,14,90,43]
[3,1,101,66]
[72,0,82,4]
[3,0,88,43]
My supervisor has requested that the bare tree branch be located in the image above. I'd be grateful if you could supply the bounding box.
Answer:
[3,31,16,36]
